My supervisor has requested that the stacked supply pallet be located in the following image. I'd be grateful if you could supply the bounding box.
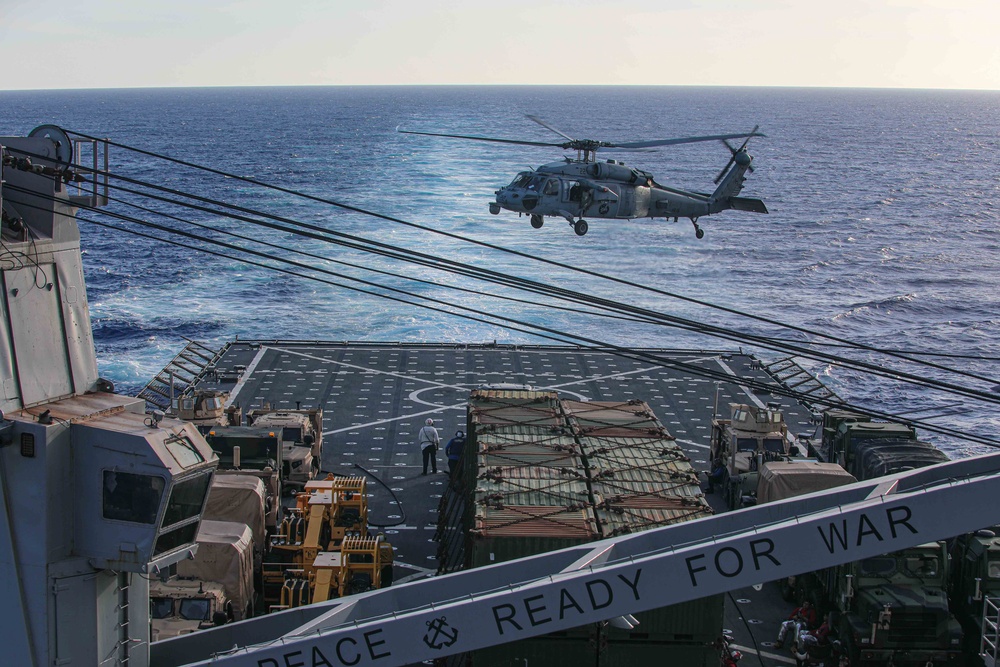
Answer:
[457,390,721,667]
[565,399,723,661]
[465,390,597,568]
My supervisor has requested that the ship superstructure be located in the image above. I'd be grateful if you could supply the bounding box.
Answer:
[1,130,218,667]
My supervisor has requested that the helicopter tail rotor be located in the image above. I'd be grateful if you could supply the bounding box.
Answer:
[713,125,760,184]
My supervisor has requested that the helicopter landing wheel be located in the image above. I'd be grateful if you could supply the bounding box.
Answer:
[530,215,543,229]
[574,220,589,236]
[692,219,705,239]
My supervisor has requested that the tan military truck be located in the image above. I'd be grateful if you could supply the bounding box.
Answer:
[246,407,323,492]
[203,474,268,571]
[150,519,255,641]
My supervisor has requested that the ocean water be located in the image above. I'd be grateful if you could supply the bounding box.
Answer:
[1,86,998,455]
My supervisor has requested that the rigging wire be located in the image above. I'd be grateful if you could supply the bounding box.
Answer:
[7,142,998,401]
[9,188,999,448]
[60,132,1000,386]
[96,187,668,327]
[6,147,999,408]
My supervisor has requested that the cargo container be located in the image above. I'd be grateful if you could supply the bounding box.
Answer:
[459,392,723,665]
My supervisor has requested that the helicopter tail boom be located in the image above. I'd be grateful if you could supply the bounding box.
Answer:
[708,150,762,214]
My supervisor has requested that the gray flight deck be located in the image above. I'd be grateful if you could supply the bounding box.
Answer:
[184,340,820,665]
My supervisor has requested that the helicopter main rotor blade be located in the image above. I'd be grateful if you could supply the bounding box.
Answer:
[611,131,766,150]
[397,128,563,149]
[525,115,578,143]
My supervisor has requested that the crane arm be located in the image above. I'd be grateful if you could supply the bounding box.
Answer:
[162,452,1000,667]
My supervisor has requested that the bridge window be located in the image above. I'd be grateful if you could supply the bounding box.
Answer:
[165,435,206,469]
[161,472,212,528]
[103,471,165,524]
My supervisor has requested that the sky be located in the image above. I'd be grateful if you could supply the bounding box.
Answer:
[2,0,999,91]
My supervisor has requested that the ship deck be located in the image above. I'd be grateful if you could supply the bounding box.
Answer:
[184,340,815,666]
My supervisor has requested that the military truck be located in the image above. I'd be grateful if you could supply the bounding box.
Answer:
[175,389,236,432]
[150,520,255,641]
[710,402,796,509]
[246,407,323,492]
[795,543,963,665]
[202,474,268,571]
[820,410,947,478]
[205,425,283,532]
[950,528,1000,662]
[755,459,857,505]
[150,579,230,641]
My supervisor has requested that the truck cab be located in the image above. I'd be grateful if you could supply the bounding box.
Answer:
[246,408,324,491]
[175,390,232,432]
[810,543,963,666]
[950,528,1000,657]
[205,426,283,529]
[150,579,230,641]
[710,402,795,508]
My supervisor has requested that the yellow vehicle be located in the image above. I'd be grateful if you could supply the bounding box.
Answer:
[263,476,393,611]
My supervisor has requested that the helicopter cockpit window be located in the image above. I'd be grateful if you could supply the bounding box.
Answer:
[509,173,532,188]
[526,175,546,191]
[543,179,559,196]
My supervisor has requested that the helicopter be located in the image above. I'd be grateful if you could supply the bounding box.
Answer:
[399,116,768,238]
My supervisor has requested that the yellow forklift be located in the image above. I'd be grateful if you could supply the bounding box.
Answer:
[263,476,393,610]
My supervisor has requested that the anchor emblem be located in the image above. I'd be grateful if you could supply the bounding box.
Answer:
[423,616,459,650]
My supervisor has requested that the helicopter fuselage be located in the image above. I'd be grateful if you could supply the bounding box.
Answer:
[489,152,766,238]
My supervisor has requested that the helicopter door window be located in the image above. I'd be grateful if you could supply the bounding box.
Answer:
[543,179,559,196]
[566,181,582,202]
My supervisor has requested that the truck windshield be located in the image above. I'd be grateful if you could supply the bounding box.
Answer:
[763,437,785,453]
[989,561,1000,579]
[150,597,174,620]
[283,427,303,441]
[860,556,897,577]
[905,556,939,578]
[179,598,212,621]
